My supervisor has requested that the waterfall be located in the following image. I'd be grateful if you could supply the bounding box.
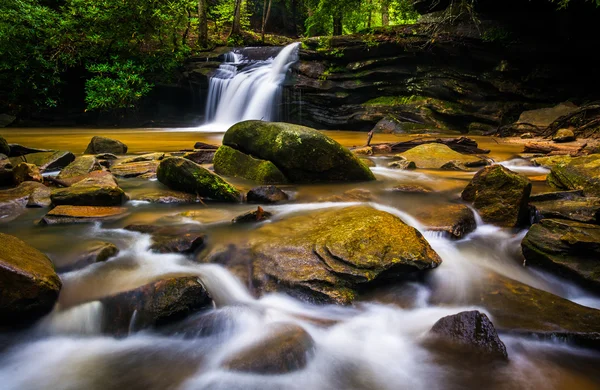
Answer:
[198,42,300,132]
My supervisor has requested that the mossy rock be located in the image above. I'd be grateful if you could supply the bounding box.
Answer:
[0,135,9,156]
[9,150,75,172]
[522,219,600,291]
[222,121,375,183]
[398,143,486,169]
[546,154,600,196]
[51,185,127,206]
[202,206,441,304]
[0,233,62,326]
[84,136,128,155]
[461,165,531,227]
[531,196,600,224]
[157,157,241,202]
[213,145,288,184]
[57,156,102,183]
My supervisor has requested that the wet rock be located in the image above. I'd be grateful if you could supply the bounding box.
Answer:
[398,144,486,169]
[546,154,600,196]
[222,121,375,183]
[40,205,128,225]
[58,241,119,272]
[372,144,392,154]
[222,323,314,374]
[9,150,75,172]
[0,135,9,156]
[202,206,442,304]
[0,182,49,222]
[26,186,52,208]
[232,206,272,224]
[131,189,198,204]
[359,158,376,167]
[157,157,242,202]
[429,310,508,361]
[392,184,433,194]
[193,141,219,150]
[84,136,128,155]
[213,145,288,184]
[515,102,578,130]
[531,196,600,224]
[553,128,576,143]
[95,153,119,160]
[388,160,416,170]
[119,153,165,163]
[247,185,289,204]
[6,144,50,157]
[101,276,212,336]
[318,188,373,202]
[124,225,206,254]
[51,171,127,206]
[415,204,476,239]
[461,165,532,227]
[183,150,216,164]
[529,190,584,202]
[110,160,159,178]
[522,219,600,290]
[56,156,102,184]
[440,161,468,171]
[12,162,42,184]
[0,233,62,326]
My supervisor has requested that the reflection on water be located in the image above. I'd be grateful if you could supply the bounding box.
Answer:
[0,129,598,389]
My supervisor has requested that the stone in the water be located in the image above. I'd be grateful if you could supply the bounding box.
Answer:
[440,161,468,171]
[546,154,600,196]
[222,323,314,374]
[0,158,12,186]
[26,186,52,208]
[131,189,198,204]
[101,276,212,336]
[247,185,289,204]
[429,310,508,361]
[529,190,584,202]
[461,165,532,227]
[388,160,416,170]
[193,141,219,150]
[392,184,433,194]
[118,153,165,164]
[553,128,576,143]
[151,233,205,254]
[222,121,375,183]
[12,162,42,184]
[531,196,600,224]
[359,157,376,167]
[6,144,50,157]
[398,143,487,169]
[84,136,128,155]
[157,157,241,202]
[0,182,49,222]
[232,206,272,224]
[9,150,75,172]
[415,204,476,239]
[51,172,127,206]
[522,219,600,290]
[0,233,62,326]
[183,150,216,164]
[56,156,102,184]
[58,241,119,272]
[213,145,288,184]
[110,160,159,178]
[202,206,442,304]
[319,188,373,202]
[0,135,9,156]
[40,205,128,225]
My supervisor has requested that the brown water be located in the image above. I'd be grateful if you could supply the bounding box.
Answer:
[1,128,599,390]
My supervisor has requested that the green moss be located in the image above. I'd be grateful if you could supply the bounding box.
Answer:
[363,95,427,106]
[213,145,288,184]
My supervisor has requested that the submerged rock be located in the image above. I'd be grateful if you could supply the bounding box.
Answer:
[415,204,476,239]
[110,160,159,178]
[213,145,288,184]
[12,162,42,184]
[247,185,289,204]
[222,120,375,183]
[461,165,531,227]
[84,136,128,155]
[398,144,486,169]
[0,182,49,222]
[157,157,242,202]
[222,323,314,374]
[522,219,600,290]
[40,205,128,225]
[131,189,198,204]
[101,276,212,336]
[318,188,373,202]
[388,160,416,170]
[56,156,102,184]
[124,225,206,254]
[58,241,119,272]
[553,128,576,143]
[545,154,600,196]
[9,150,75,172]
[0,233,62,326]
[429,310,508,361]
[392,184,433,194]
[202,206,441,304]
[232,206,272,224]
[0,135,9,156]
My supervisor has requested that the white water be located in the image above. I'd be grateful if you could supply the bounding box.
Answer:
[197,43,300,132]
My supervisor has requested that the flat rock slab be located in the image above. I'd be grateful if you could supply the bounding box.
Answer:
[398,143,486,169]
[40,205,128,225]
[531,196,600,224]
[414,204,476,239]
[0,182,49,223]
[110,160,159,178]
[10,151,75,172]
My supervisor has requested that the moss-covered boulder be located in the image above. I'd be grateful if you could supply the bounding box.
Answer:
[12,162,42,184]
[213,145,288,184]
[84,136,128,155]
[545,154,600,196]
[522,219,600,290]
[0,233,62,326]
[0,135,9,156]
[51,171,127,206]
[398,144,487,169]
[57,156,102,184]
[157,157,241,202]
[201,206,441,304]
[9,150,75,172]
[222,121,375,183]
[461,165,532,227]
[553,128,576,143]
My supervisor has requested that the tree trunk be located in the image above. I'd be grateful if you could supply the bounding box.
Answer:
[230,0,243,37]
[198,0,208,46]
[333,14,343,36]
[261,0,272,43]
[381,0,389,26]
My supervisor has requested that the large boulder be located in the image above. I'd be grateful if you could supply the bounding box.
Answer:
[202,206,442,304]
[522,219,600,290]
[56,156,102,184]
[0,135,9,156]
[0,233,62,326]
[398,143,487,169]
[101,276,212,336]
[515,102,578,130]
[9,150,75,172]
[213,145,288,184]
[221,121,375,183]
[545,154,600,196]
[157,157,241,202]
[84,136,128,155]
[461,165,532,227]
[429,310,508,361]
[51,171,127,206]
